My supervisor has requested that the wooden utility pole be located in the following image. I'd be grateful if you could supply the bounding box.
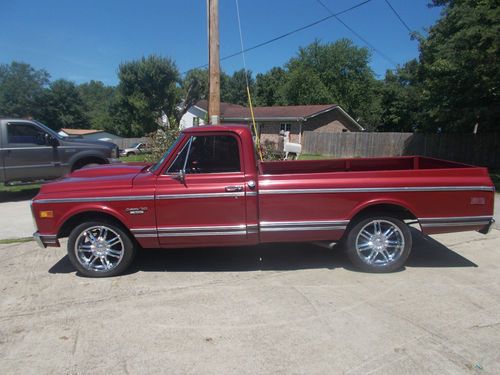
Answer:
[208,0,220,124]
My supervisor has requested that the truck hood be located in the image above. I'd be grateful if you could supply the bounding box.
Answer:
[62,136,116,150]
[38,163,151,195]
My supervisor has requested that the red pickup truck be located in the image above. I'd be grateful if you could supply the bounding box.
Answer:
[31,125,495,277]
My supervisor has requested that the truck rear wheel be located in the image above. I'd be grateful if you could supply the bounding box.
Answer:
[67,221,136,277]
[345,216,412,273]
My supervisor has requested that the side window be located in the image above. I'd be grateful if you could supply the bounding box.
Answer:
[280,123,291,133]
[166,135,241,174]
[7,123,46,145]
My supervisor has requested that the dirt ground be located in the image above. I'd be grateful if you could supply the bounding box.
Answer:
[0,228,499,374]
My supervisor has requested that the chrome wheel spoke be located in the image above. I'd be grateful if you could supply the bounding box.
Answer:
[106,248,121,258]
[75,225,124,273]
[107,237,121,247]
[356,220,405,267]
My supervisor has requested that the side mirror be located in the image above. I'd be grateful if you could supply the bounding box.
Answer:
[174,169,186,183]
[45,133,59,147]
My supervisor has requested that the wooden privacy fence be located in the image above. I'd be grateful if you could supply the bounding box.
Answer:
[303,132,500,168]
[107,137,148,149]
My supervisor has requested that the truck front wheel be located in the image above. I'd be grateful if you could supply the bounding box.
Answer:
[345,216,412,273]
[67,221,136,277]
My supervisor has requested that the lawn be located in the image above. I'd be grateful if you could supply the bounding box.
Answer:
[0,183,40,202]
[298,154,331,160]
[120,154,149,163]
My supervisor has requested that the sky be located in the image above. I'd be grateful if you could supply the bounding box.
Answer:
[0,0,442,86]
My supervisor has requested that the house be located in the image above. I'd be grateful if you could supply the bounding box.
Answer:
[179,100,245,130]
[58,128,122,141]
[180,100,363,147]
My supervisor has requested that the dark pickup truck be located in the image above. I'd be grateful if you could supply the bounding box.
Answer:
[0,119,120,184]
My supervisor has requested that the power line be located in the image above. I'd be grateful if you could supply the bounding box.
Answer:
[182,0,374,74]
[315,0,398,67]
[383,0,413,35]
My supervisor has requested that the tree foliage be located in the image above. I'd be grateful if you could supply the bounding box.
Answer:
[37,79,89,130]
[417,0,500,132]
[0,61,49,118]
[78,80,116,130]
[116,55,180,136]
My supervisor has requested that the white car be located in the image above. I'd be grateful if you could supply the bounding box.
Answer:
[120,142,150,157]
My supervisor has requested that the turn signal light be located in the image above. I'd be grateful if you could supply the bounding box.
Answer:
[40,210,54,219]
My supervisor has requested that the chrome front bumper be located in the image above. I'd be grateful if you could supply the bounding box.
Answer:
[33,232,60,248]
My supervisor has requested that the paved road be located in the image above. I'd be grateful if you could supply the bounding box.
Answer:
[1,229,499,374]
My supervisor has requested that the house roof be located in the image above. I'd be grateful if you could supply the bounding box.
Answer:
[60,128,105,135]
[194,100,245,113]
[192,100,364,131]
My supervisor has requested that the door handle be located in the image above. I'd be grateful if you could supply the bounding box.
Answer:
[225,185,243,192]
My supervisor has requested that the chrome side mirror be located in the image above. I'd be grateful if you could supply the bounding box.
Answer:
[174,169,186,183]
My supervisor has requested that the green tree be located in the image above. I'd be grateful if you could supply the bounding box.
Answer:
[78,80,116,130]
[284,68,333,105]
[223,69,254,106]
[116,55,180,136]
[177,68,209,121]
[0,61,50,118]
[379,60,423,132]
[284,39,381,127]
[37,79,89,130]
[255,67,288,106]
[418,0,500,132]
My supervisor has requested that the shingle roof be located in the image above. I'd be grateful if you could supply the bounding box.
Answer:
[60,128,104,135]
[223,104,338,120]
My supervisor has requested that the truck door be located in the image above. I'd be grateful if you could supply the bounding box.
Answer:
[2,122,60,182]
[155,133,250,247]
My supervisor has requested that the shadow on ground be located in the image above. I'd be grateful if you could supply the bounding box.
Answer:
[0,187,39,203]
[49,228,477,276]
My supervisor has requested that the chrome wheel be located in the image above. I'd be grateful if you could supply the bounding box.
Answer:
[74,225,124,272]
[355,219,405,267]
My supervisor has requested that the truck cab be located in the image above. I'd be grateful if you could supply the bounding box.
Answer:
[0,119,120,184]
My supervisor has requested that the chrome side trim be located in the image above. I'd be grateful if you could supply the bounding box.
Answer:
[260,220,348,233]
[259,186,494,195]
[246,191,258,197]
[421,221,490,228]
[34,195,155,204]
[260,220,349,227]
[159,230,246,237]
[157,192,245,199]
[418,215,493,223]
[134,234,159,238]
[261,225,347,232]
[157,225,246,232]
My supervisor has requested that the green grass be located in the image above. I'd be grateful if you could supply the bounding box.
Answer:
[120,154,149,162]
[298,154,331,160]
[0,183,40,202]
[0,237,34,245]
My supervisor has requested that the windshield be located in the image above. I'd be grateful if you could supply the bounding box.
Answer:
[33,121,63,139]
[131,143,140,148]
[149,134,184,173]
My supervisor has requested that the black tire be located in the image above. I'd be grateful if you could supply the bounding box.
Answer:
[126,152,133,157]
[67,220,136,277]
[72,159,105,171]
[344,215,412,273]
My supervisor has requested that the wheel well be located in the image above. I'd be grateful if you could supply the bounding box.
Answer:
[350,203,417,224]
[58,211,130,239]
[71,156,107,171]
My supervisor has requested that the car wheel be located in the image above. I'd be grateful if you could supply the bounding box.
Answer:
[67,221,136,277]
[126,152,133,157]
[344,216,412,273]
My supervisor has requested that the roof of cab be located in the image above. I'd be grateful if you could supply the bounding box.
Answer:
[182,124,250,136]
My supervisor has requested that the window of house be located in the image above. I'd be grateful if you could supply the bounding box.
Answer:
[192,117,200,127]
[167,135,240,174]
[280,123,291,132]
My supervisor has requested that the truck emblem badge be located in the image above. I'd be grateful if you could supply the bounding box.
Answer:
[125,207,148,215]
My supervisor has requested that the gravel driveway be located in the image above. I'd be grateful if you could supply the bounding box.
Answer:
[1,229,499,374]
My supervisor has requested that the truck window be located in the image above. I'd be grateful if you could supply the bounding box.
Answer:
[7,123,46,145]
[167,135,241,174]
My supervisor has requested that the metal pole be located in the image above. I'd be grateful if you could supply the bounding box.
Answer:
[208,0,220,124]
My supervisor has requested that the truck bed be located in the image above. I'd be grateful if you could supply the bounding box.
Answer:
[259,156,475,175]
